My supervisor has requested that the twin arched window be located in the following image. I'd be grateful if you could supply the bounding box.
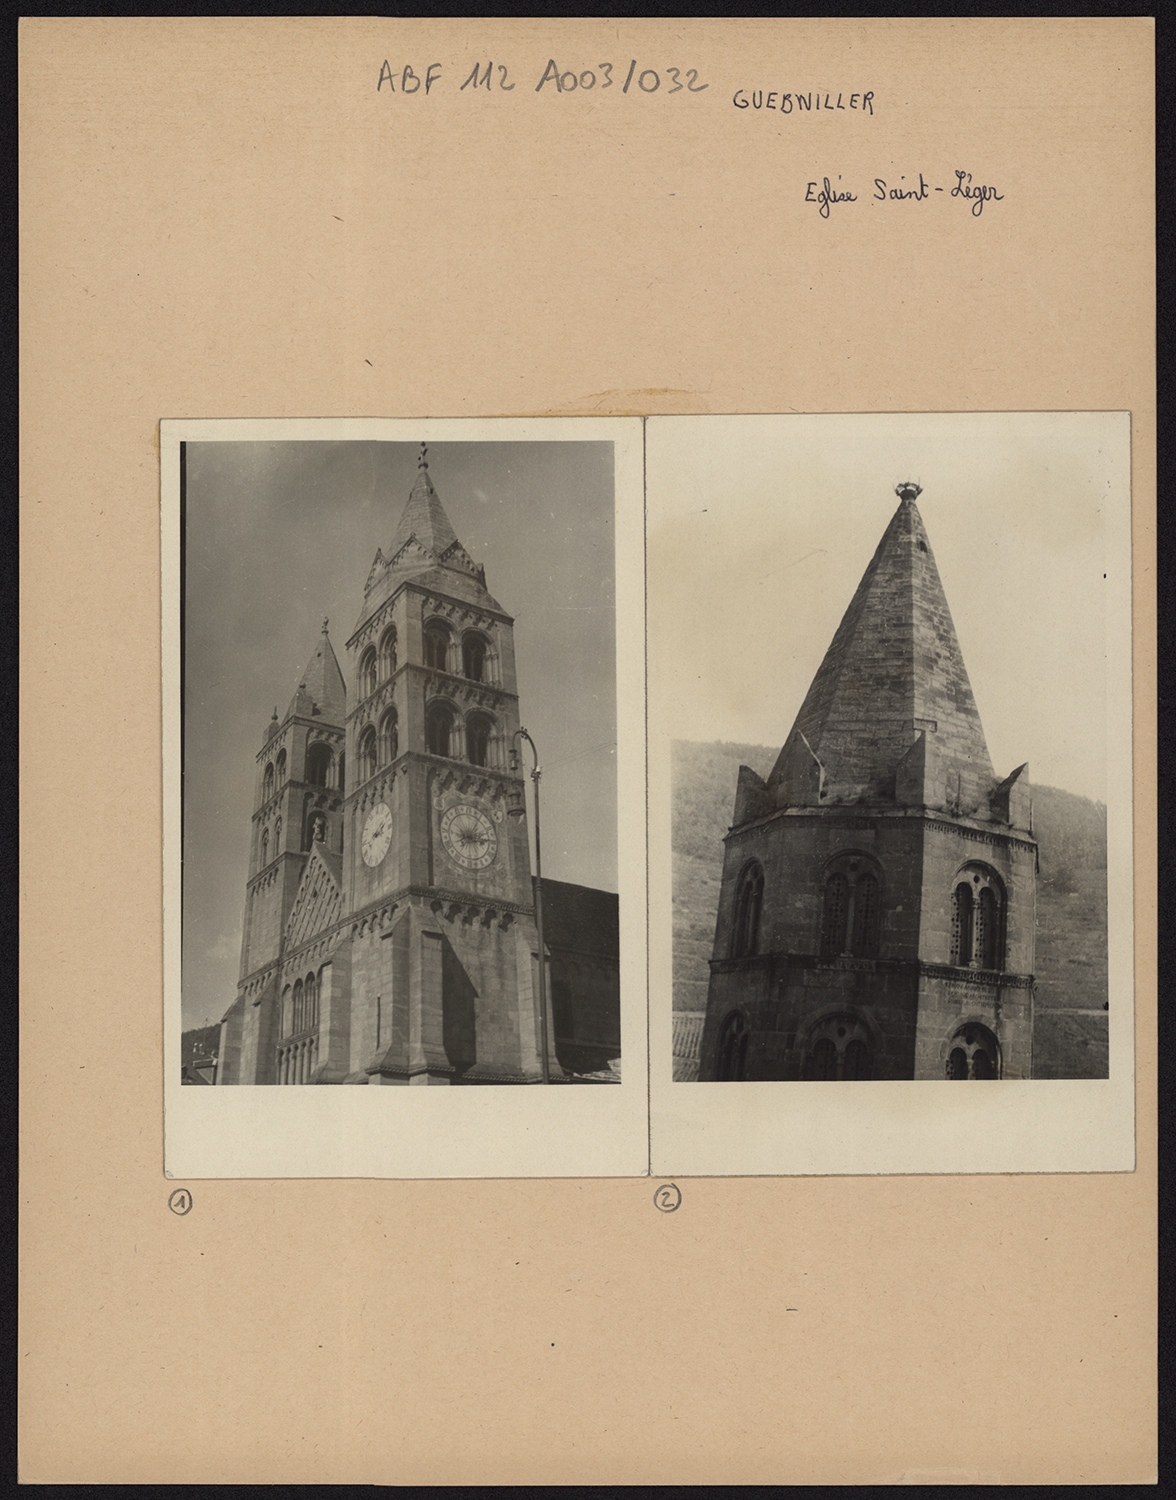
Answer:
[951,866,1005,969]
[716,1010,749,1081]
[820,856,881,959]
[462,633,488,683]
[730,862,764,957]
[275,749,287,782]
[379,627,397,680]
[379,707,398,764]
[424,622,450,672]
[426,700,498,766]
[262,762,275,802]
[305,741,333,788]
[426,701,454,757]
[360,628,399,698]
[287,970,320,1037]
[260,827,269,866]
[946,1022,1000,1079]
[359,725,378,782]
[802,1014,874,1079]
[467,713,492,768]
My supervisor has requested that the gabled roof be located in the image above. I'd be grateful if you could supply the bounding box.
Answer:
[285,626,347,725]
[769,489,996,812]
[283,842,344,952]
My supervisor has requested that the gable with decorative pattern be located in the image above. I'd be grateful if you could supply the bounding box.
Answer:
[284,849,343,950]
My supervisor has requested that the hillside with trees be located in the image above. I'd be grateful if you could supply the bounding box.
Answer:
[671,740,1108,1079]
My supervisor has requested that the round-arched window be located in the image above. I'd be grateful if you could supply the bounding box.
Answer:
[945,1022,1000,1079]
[951,866,1005,969]
[819,854,883,959]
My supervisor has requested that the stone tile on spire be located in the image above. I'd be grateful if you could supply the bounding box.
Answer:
[769,486,995,814]
[285,620,347,724]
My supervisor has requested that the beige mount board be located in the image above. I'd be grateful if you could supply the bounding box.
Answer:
[21,17,1154,1486]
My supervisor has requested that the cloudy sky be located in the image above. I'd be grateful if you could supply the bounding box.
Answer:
[181,438,617,1029]
[647,412,1129,803]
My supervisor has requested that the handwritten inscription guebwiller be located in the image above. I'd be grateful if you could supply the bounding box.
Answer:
[806,172,1004,217]
[376,59,709,95]
[734,89,874,114]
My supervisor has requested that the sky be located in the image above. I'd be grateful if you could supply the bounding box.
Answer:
[646,412,1128,804]
[181,439,617,1029]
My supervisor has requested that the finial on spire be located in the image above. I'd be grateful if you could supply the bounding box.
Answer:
[271,706,278,721]
[896,481,922,503]
[322,617,329,635]
[418,442,428,470]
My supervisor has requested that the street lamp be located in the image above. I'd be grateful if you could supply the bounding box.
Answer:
[509,726,550,1085]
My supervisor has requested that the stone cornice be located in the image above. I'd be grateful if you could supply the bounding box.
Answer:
[708,951,1035,990]
[724,806,1036,852]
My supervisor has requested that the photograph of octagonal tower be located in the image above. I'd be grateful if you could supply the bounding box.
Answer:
[696,482,1037,1082]
[655,414,1116,1092]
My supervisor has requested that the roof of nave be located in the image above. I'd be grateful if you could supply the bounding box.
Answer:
[768,486,995,808]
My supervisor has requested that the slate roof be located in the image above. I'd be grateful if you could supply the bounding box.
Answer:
[536,877,619,961]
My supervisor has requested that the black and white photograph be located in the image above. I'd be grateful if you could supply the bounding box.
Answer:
[163,418,648,1178]
[646,412,1133,1176]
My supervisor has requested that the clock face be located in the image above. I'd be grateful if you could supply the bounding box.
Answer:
[360,801,393,867]
[440,803,498,870]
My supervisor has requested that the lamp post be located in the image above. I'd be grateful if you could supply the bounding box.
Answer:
[509,727,550,1085]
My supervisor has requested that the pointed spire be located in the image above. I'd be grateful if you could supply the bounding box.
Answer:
[385,443,459,564]
[769,488,995,814]
[286,626,347,724]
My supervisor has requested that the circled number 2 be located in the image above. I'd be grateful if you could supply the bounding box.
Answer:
[654,1183,682,1213]
[168,1188,192,1216]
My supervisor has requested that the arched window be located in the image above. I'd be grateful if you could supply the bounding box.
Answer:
[274,817,282,854]
[379,707,398,765]
[802,1013,874,1080]
[281,985,292,1036]
[819,873,848,957]
[466,713,493,768]
[462,633,487,683]
[426,701,454,757]
[951,866,1005,969]
[337,753,345,796]
[260,827,269,865]
[804,1037,838,1080]
[820,856,883,958]
[945,1022,1000,1080]
[262,762,275,802]
[275,749,287,783]
[292,978,304,1034]
[424,622,450,672]
[730,862,765,958]
[306,742,333,788]
[359,646,378,699]
[975,886,999,970]
[379,626,397,680]
[716,1011,749,1081]
[304,970,319,1030]
[359,726,378,782]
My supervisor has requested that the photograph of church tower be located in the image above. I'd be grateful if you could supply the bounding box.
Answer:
[180,437,622,1088]
[653,413,1120,1095]
[697,482,1036,1082]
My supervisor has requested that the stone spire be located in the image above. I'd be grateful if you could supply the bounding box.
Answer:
[768,487,997,815]
[285,624,347,723]
[385,442,460,564]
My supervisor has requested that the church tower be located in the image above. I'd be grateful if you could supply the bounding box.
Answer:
[698,484,1037,1082]
[217,625,347,1085]
[339,445,559,1084]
